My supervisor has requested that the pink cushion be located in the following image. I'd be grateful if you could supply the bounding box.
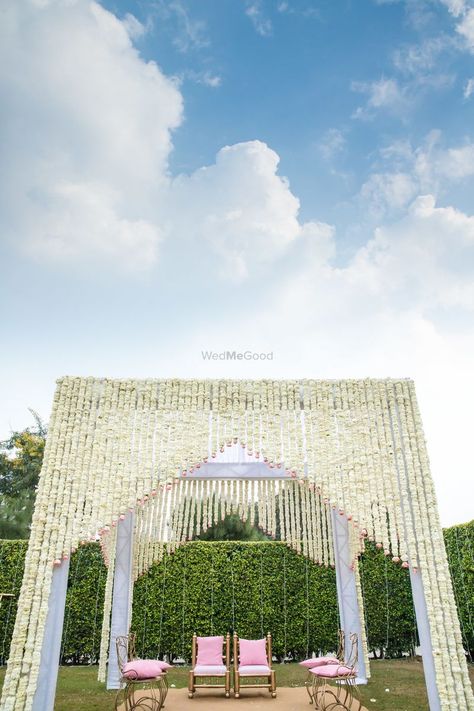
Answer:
[196,636,224,666]
[194,664,227,675]
[299,656,339,668]
[310,664,354,678]
[157,660,172,671]
[122,660,163,680]
[239,664,271,676]
[239,638,268,666]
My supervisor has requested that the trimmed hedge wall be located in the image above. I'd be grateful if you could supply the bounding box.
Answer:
[131,542,339,662]
[444,521,474,659]
[0,521,473,665]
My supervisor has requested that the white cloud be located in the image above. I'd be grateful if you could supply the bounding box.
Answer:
[199,72,222,88]
[438,0,474,52]
[19,181,162,271]
[440,0,468,18]
[359,172,417,217]
[318,129,346,161]
[154,0,210,53]
[122,13,147,40]
[456,7,474,49]
[464,77,474,96]
[351,78,409,119]
[360,131,474,215]
[0,0,183,270]
[413,131,474,185]
[392,35,451,74]
[0,0,320,279]
[245,1,273,36]
[184,70,222,87]
[352,195,474,310]
[167,141,333,280]
[191,192,474,524]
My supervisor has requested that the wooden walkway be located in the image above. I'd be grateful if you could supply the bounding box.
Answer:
[117,686,368,710]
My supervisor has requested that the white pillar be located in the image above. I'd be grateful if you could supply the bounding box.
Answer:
[331,511,367,684]
[410,568,442,711]
[107,513,135,690]
[31,559,70,711]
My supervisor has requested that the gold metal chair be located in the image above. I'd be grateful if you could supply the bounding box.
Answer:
[305,632,362,711]
[233,632,276,699]
[304,628,345,703]
[114,633,167,711]
[188,633,231,698]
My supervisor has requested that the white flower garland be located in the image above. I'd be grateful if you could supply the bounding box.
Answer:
[2,377,472,711]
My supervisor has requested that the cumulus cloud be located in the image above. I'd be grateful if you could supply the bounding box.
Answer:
[352,195,474,310]
[0,0,327,279]
[167,141,333,280]
[0,0,183,270]
[188,192,474,523]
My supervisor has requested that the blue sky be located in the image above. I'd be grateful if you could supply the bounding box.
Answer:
[1,0,473,525]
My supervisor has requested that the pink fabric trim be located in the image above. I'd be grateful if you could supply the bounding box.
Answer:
[196,636,224,666]
[193,664,227,675]
[239,638,268,666]
[238,664,272,676]
[299,656,339,668]
[310,664,354,678]
[122,660,162,680]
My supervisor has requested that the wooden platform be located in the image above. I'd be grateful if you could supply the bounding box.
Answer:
[117,686,368,710]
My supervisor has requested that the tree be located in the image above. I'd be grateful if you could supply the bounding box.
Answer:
[0,410,46,539]
[197,511,269,541]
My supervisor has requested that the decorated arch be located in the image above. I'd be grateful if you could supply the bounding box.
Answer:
[1,377,473,711]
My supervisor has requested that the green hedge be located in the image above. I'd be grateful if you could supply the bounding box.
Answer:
[444,521,474,659]
[131,542,339,662]
[0,540,27,666]
[0,521,473,664]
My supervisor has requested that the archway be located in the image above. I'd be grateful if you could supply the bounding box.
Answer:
[1,378,472,711]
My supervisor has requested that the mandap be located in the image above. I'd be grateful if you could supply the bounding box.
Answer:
[0,377,473,711]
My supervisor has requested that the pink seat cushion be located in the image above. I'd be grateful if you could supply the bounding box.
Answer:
[239,664,272,676]
[157,660,172,671]
[239,638,268,666]
[194,664,227,675]
[299,656,339,668]
[196,636,224,666]
[310,664,354,678]
[122,660,163,680]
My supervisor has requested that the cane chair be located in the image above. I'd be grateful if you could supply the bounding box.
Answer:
[114,633,167,711]
[233,632,276,699]
[188,633,231,698]
[305,632,362,711]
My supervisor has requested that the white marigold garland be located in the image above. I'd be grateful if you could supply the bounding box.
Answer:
[3,377,473,711]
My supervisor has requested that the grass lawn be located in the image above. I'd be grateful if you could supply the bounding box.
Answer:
[0,660,473,710]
